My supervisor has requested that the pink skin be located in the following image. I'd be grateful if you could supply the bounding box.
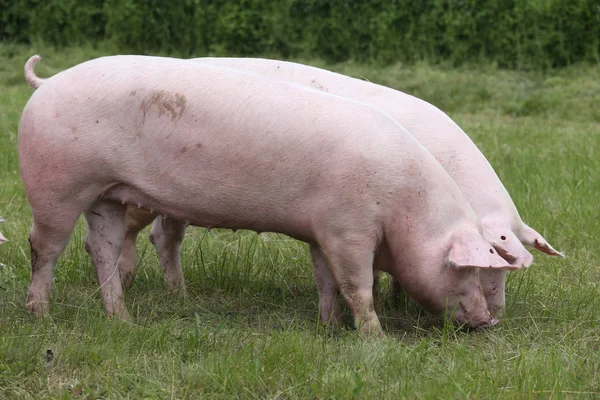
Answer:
[84,200,130,320]
[148,217,188,297]
[196,57,562,258]
[117,207,188,296]
[119,57,563,317]
[200,57,565,314]
[21,55,518,336]
[117,205,156,290]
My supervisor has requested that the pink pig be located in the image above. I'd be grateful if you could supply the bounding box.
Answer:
[21,55,518,336]
[118,57,563,316]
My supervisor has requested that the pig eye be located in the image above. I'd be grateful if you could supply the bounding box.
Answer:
[489,249,494,254]
[501,236,506,240]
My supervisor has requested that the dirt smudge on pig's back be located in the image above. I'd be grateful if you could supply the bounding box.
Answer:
[139,90,187,123]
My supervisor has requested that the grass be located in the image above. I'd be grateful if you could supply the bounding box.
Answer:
[1,44,599,398]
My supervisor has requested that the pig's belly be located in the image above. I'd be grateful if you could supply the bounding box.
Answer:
[102,183,316,243]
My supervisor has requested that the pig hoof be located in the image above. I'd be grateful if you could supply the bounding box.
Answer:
[121,272,135,291]
[169,286,188,301]
[116,311,131,322]
[179,288,189,301]
[358,321,384,339]
[319,309,343,328]
[26,300,50,315]
[320,316,343,328]
[106,306,131,322]
[122,279,134,292]
[330,316,344,329]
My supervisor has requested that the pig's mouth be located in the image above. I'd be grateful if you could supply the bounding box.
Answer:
[473,316,499,329]
[455,300,499,329]
[456,316,499,332]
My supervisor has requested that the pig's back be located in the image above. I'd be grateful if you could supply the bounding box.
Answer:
[23,56,430,185]
[21,56,470,238]
[198,57,519,220]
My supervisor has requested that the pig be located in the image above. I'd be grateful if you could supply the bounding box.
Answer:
[117,57,563,316]
[21,54,519,336]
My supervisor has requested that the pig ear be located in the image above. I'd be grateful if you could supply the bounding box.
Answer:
[489,238,534,269]
[446,236,520,271]
[521,224,565,258]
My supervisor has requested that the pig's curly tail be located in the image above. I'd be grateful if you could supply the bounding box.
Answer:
[24,55,45,89]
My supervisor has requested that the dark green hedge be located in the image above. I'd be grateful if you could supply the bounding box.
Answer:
[2,0,599,69]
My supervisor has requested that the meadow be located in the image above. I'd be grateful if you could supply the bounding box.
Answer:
[0,45,599,398]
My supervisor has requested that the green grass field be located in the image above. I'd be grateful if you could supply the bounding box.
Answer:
[1,45,599,398]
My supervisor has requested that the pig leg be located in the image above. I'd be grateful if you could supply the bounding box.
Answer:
[149,216,187,296]
[372,270,382,314]
[117,206,156,290]
[84,200,129,320]
[26,215,79,315]
[310,246,342,327]
[321,239,383,338]
[312,247,382,325]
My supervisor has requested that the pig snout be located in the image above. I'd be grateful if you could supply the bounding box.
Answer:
[449,271,498,329]
[478,316,499,329]
[454,299,497,329]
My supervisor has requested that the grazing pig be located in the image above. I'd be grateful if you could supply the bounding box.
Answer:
[119,57,563,316]
[21,55,518,336]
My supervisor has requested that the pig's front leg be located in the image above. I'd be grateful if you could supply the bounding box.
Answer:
[117,206,156,290]
[310,246,343,327]
[372,270,382,314]
[84,200,129,320]
[320,236,383,338]
[149,216,187,297]
[311,246,383,329]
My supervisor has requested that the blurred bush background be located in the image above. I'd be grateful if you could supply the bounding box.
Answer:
[1,0,598,70]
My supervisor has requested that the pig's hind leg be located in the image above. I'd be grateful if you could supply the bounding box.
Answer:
[26,211,81,315]
[117,206,156,290]
[149,216,187,297]
[84,200,129,320]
